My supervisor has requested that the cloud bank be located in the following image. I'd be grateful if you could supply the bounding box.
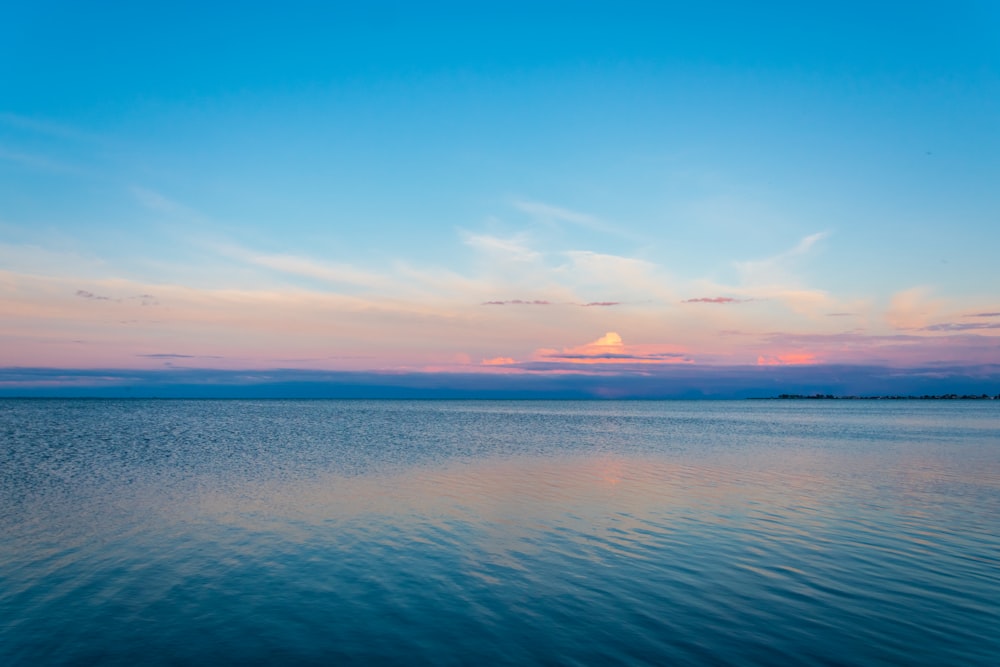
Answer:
[3,364,999,399]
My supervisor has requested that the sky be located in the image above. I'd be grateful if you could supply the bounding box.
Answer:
[2,1,1000,397]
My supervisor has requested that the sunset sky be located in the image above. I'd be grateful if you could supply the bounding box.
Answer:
[3,2,1000,396]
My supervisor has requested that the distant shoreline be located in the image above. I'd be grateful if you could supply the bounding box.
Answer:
[2,394,999,401]
[767,393,1000,400]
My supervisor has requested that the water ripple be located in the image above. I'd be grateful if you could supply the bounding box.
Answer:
[1,399,998,665]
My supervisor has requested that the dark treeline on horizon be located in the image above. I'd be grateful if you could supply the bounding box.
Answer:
[774,393,1000,400]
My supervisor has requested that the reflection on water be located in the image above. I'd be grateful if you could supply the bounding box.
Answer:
[1,400,998,665]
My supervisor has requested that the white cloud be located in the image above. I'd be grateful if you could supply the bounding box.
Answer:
[734,230,830,286]
[217,244,391,290]
[461,231,541,263]
[561,250,674,301]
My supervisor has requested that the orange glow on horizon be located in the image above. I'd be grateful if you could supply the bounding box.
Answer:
[482,356,517,366]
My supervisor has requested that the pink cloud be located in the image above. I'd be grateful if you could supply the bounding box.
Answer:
[482,356,517,366]
[756,331,1000,367]
[757,353,818,366]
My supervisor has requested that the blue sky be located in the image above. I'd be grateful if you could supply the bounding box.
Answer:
[2,2,1000,396]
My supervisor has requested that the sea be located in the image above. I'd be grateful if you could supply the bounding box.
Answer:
[1,399,998,665]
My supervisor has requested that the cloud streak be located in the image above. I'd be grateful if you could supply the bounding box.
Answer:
[921,322,1000,332]
[480,299,621,307]
[482,299,552,306]
[683,297,751,304]
[137,353,224,359]
[76,289,114,301]
[512,199,635,239]
[734,231,830,288]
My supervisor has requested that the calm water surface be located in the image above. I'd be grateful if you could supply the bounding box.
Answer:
[1,400,998,665]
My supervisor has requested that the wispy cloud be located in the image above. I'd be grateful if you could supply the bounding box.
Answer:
[0,145,83,174]
[0,112,100,142]
[921,322,1000,332]
[683,296,751,304]
[461,231,541,263]
[218,245,391,290]
[735,231,830,286]
[137,353,224,359]
[789,231,829,255]
[886,287,944,330]
[128,294,159,306]
[482,299,552,306]
[561,251,673,301]
[131,186,191,214]
[513,199,632,238]
[74,289,158,306]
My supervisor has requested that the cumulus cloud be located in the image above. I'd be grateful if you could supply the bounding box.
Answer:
[476,332,696,375]
[592,332,623,347]
[533,332,693,366]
